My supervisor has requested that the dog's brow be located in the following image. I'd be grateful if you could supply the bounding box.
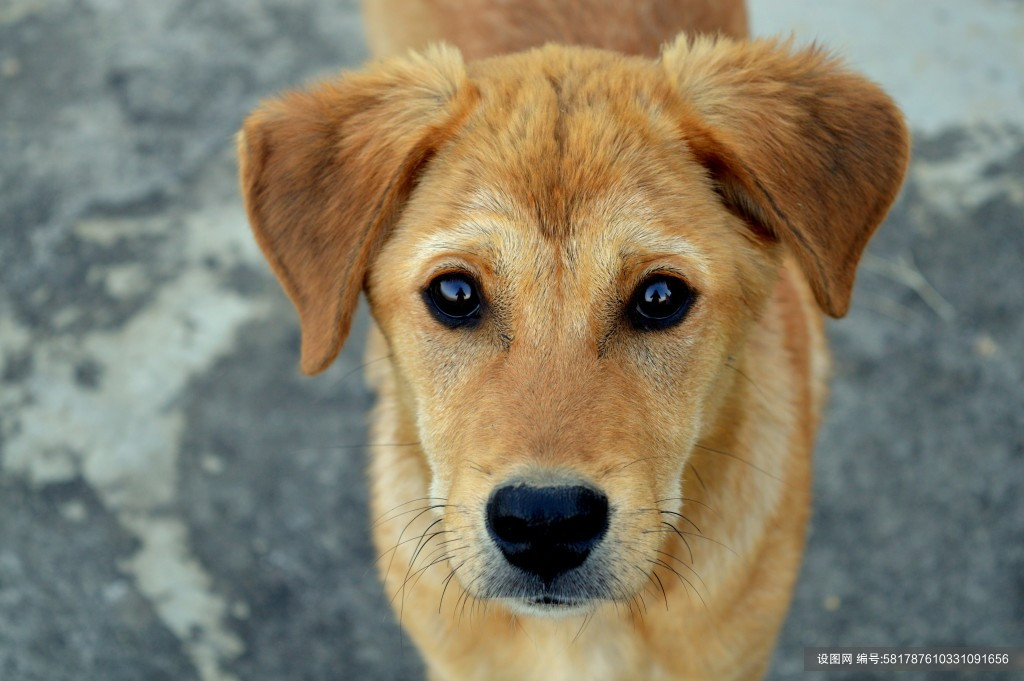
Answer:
[411,220,512,262]
[622,238,708,270]
[465,188,516,218]
[604,230,711,279]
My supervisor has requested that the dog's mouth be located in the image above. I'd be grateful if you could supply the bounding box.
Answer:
[502,593,591,616]
[530,595,580,607]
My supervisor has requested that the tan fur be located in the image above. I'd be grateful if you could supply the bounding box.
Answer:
[363,0,748,59]
[238,2,908,679]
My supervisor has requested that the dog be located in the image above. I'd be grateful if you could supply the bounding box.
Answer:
[237,0,908,678]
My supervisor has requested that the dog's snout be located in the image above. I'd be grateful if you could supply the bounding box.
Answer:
[486,484,609,582]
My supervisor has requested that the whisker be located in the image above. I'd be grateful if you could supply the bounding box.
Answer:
[399,549,457,606]
[643,525,738,557]
[383,505,450,583]
[634,591,648,619]
[571,609,595,644]
[688,463,707,492]
[723,360,773,404]
[467,462,492,476]
[657,509,702,535]
[372,498,449,527]
[407,518,446,573]
[456,570,484,624]
[652,520,694,563]
[650,558,708,614]
[471,588,488,623]
[394,521,446,621]
[616,455,664,473]
[651,568,669,610]
[438,558,468,614]
[326,353,394,390]
[692,443,782,483]
[655,495,720,519]
[422,536,462,557]
[416,541,466,577]
[655,549,710,593]
[392,549,450,610]
[365,524,452,578]
[635,564,669,611]
[457,584,477,624]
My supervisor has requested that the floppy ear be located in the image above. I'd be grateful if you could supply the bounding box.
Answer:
[238,44,475,374]
[662,36,909,317]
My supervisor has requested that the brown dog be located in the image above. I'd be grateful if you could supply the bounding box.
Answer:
[237,1,908,678]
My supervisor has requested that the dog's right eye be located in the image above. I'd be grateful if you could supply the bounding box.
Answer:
[627,274,695,331]
[424,273,483,327]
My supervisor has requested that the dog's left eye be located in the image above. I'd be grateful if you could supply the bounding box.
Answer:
[628,275,695,330]
[425,273,482,327]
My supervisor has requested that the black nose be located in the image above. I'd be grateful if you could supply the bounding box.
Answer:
[486,484,609,583]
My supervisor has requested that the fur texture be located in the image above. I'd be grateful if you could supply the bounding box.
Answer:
[238,2,908,679]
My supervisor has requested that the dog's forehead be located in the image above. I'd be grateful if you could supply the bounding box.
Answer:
[451,48,688,239]
[403,47,725,282]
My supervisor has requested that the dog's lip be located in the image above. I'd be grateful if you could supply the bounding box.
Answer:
[527,595,581,607]
[498,592,594,617]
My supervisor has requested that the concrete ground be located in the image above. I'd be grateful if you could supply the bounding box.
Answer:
[0,1,1021,679]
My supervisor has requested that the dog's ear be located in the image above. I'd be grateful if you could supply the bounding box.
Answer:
[662,36,909,317]
[238,45,474,374]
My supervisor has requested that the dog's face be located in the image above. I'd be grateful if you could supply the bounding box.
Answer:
[239,38,907,615]
[366,51,777,612]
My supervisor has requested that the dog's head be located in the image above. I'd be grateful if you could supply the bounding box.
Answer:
[239,37,907,615]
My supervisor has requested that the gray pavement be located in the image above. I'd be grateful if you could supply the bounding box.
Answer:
[0,1,1021,680]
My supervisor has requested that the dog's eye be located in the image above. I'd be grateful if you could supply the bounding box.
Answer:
[425,273,482,327]
[628,275,694,330]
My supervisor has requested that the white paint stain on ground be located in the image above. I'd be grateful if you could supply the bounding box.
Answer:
[911,126,1024,218]
[120,514,244,681]
[1,196,266,681]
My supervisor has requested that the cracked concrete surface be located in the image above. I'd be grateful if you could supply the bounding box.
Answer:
[1,1,1021,680]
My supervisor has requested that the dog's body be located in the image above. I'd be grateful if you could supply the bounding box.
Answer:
[238,1,908,679]
[362,0,749,59]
